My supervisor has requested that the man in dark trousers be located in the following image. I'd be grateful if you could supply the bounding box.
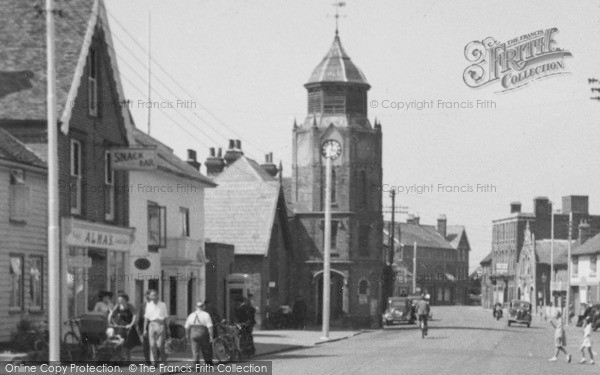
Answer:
[292,297,307,330]
[137,290,151,364]
[235,297,256,357]
[185,301,214,366]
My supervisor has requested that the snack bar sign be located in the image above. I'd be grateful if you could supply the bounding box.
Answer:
[110,147,157,170]
[463,28,572,92]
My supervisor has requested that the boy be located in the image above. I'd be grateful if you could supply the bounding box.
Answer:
[580,316,595,364]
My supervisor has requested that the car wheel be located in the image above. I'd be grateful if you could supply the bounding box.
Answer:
[526,323,530,328]
[508,321,511,326]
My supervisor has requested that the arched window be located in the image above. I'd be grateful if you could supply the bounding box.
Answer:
[358,279,368,295]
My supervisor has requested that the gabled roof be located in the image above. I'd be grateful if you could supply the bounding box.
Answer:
[0,0,135,143]
[535,240,574,265]
[306,34,369,87]
[572,232,600,256]
[131,128,215,186]
[0,128,46,168]
[383,222,455,250]
[446,225,467,249]
[479,252,493,265]
[281,176,295,216]
[204,156,284,256]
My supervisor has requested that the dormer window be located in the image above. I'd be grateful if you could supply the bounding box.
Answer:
[88,47,98,117]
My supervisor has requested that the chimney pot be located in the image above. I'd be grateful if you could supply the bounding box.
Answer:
[187,149,197,161]
[437,214,447,238]
[228,139,235,149]
[236,139,242,149]
[209,147,215,157]
[510,201,522,214]
[217,148,222,158]
[265,154,269,163]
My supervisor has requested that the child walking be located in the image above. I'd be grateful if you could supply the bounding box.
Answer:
[580,316,595,364]
[549,310,572,363]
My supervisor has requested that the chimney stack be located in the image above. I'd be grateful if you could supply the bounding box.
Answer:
[579,220,591,245]
[260,152,278,177]
[407,214,420,225]
[437,214,447,238]
[205,146,226,177]
[510,201,522,214]
[224,139,244,165]
[186,149,201,171]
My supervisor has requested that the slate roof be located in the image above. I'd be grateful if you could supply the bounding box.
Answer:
[306,34,369,86]
[204,156,283,256]
[0,128,46,168]
[131,128,215,186]
[281,176,294,216]
[383,222,455,250]
[0,0,94,120]
[572,233,600,256]
[535,240,573,265]
[479,252,493,265]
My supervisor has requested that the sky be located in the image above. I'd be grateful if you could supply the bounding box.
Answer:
[102,0,600,271]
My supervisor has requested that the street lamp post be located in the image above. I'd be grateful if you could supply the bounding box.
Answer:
[321,139,341,340]
[541,273,547,319]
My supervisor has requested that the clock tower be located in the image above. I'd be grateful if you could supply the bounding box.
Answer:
[291,32,383,325]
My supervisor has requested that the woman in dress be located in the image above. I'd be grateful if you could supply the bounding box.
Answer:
[108,293,140,361]
[93,291,114,316]
[580,316,595,364]
[549,310,571,363]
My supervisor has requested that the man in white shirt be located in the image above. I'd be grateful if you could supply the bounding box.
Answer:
[185,301,214,366]
[143,289,169,365]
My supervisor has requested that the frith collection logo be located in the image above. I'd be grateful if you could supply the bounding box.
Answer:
[463,28,572,92]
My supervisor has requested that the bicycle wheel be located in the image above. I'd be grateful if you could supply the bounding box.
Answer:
[34,338,48,352]
[212,337,232,363]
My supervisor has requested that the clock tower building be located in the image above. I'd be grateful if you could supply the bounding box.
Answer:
[290,32,384,325]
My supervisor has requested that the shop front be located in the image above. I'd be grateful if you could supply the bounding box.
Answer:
[61,217,135,323]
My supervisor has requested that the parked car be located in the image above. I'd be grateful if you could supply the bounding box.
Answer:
[577,304,600,330]
[507,300,532,328]
[382,296,417,326]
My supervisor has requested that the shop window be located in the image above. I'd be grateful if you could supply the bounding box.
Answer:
[572,257,578,277]
[9,255,24,310]
[104,151,115,221]
[29,257,43,310]
[148,202,166,251]
[88,47,98,117]
[70,139,82,215]
[180,207,190,237]
[591,256,597,277]
[9,169,30,222]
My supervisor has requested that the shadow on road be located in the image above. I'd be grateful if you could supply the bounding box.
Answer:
[261,353,338,360]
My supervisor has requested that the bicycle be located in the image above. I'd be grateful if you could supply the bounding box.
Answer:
[212,321,242,363]
[95,325,128,363]
[418,315,428,338]
[63,314,108,362]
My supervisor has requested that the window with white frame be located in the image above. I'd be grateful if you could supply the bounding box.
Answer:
[9,255,24,310]
[29,257,43,310]
[88,47,98,116]
[104,151,114,221]
[148,202,166,251]
[180,207,190,237]
[9,169,30,222]
[572,256,579,277]
[591,255,597,277]
[70,139,82,214]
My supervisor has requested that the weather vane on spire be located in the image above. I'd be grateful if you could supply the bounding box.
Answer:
[331,2,346,35]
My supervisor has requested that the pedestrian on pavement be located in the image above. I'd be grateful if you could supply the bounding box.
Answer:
[549,310,571,363]
[108,293,140,362]
[235,297,256,356]
[143,289,170,366]
[93,291,114,317]
[579,316,595,364]
[185,301,214,366]
[137,290,151,364]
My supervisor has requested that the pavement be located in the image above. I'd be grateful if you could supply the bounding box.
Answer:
[130,326,363,362]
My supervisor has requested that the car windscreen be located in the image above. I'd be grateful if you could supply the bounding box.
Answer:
[512,302,530,309]
[390,299,407,307]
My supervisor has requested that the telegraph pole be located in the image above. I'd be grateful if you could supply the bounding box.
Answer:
[389,190,395,265]
[550,202,554,306]
[46,0,61,362]
[566,211,572,324]
[413,242,417,294]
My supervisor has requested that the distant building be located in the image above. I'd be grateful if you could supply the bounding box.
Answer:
[204,148,293,328]
[488,196,600,307]
[479,253,493,309]
[383,215,471,305]
[571,223,600,314]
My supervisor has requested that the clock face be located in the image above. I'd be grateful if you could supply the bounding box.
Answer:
[322,140,342,159]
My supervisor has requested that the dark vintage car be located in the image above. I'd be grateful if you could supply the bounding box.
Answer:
[507,300,532,327]
[577,304,600,330]
[382,296,417,326]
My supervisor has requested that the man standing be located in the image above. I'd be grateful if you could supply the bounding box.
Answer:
[292,297,307,330]
[185,301,214,366]
[416,294,431,336]
[143,289,169,365]
[137,290,151,364]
